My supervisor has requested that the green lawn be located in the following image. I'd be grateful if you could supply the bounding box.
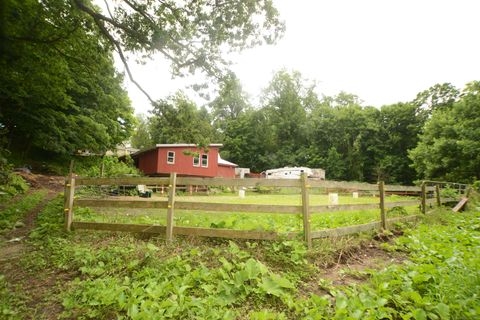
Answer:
[75,193,421,232]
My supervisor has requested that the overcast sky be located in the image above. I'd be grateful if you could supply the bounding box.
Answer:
[119,0,480,115]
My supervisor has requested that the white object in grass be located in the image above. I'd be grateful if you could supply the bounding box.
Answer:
[328,193,339,205]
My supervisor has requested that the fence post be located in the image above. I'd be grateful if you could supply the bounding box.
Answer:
[435,184,441,207]
[64,174,75,231]
[378,181,386,230]
[421,181,427,214]
[166,172,177,241]
[301,173,312,249]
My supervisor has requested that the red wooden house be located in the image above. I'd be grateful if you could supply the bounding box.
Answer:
[131,144,237,178]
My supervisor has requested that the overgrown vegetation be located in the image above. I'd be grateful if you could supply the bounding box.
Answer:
[2,193,478,319]
[0,190,46,233]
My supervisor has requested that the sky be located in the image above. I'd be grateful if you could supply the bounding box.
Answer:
[118,0,480,115]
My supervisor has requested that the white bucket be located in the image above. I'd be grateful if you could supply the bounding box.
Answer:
[328,193,339,205]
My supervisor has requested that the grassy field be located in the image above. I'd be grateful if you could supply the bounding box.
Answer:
[74,193,421,232]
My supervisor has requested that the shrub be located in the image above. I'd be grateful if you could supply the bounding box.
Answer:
[78,156,141,177]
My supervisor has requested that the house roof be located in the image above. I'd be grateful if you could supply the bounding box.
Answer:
[131,143,223,158]
[218,154,238,167]
[155,144,223,148]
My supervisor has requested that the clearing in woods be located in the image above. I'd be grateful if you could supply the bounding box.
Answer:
[0,174,478,319]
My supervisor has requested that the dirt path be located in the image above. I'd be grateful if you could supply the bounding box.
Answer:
[0,191,58,262]
[0,173,67,319]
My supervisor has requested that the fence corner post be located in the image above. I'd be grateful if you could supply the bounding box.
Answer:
[301,173,312,249]
[166,172,177,241]
[64,173,75,231]
[435,184,441,207]
[378,181,386,230]
[421,181,427,214]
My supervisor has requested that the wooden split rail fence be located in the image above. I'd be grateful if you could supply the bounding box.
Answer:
[63,173,460,248]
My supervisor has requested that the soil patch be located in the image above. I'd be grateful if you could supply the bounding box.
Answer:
[17,172,65,192]
[320,243,405,286]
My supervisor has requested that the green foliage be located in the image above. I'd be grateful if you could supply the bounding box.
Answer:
[0,173,29,197]
[410,81,480,182]
[78,156,141,178]
[0,0,134,155]
[0,190,46,233]
[4,190,479,318]
[0,274,24,319]
[71,0,284,78]
[130,114,153,150]
[149,92,215,146]
[439,186,459,199]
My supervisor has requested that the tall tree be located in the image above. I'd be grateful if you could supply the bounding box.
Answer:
[70,0,285,101]
[413,83,460,116]
[130,114,153,150]
[375,103,424,184]
[149,93,214,145]
[260,70,316,167]
[210,72,250,135]
[0,0,134,155]
[409,81,480,182]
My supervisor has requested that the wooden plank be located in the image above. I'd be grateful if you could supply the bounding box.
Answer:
[301,174,312,248]
[310,200,421,214]
[311,215,420,239]
[308,180,378,191]
[172,226,293,240]
[379,181,386,230]
[75,199,169,209]
[75,177,170,186]
[166,173,177,241]
[63,177,69,228]
[72,221,298,240]
[311,221,381,238]
[385,184,422,192]
[421,182,426,214]
[385,200,420,208]
[435,185,441,207]
[176,177,301,188]
[310,203,379,213]
[65,175,75,231]
[73,221,166,233]
[452,198,468,213]
[175,201,301,214]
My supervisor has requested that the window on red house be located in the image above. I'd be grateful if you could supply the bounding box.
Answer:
[167,151,175,164]
[193,155,200,167]
[201,154,208,167]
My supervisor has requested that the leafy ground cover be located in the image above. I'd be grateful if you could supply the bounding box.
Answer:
[0,190,47,234]
[1,191,478,319]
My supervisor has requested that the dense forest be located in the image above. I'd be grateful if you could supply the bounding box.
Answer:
[1,0,479,185]
[131,73,480,184]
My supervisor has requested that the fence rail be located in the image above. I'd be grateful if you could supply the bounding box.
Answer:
[64,173,464,248]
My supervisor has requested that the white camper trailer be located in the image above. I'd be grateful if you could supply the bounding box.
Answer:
[265,167,325,179]
[265,167,312,179]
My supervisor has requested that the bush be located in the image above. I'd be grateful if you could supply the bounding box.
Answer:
[0,145,29,196]
[78,156,141,177]
[440,186,459,199]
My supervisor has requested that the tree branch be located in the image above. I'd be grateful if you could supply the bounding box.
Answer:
[73,0,156,104]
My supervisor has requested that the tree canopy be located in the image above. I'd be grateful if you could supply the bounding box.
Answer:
[409,81,480,182]
[0,0,284,159]
[0,0,134,155]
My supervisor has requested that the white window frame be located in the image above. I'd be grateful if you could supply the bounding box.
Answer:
[167,151,175,164]
[193,155,200,167]
[201,154,208,167]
